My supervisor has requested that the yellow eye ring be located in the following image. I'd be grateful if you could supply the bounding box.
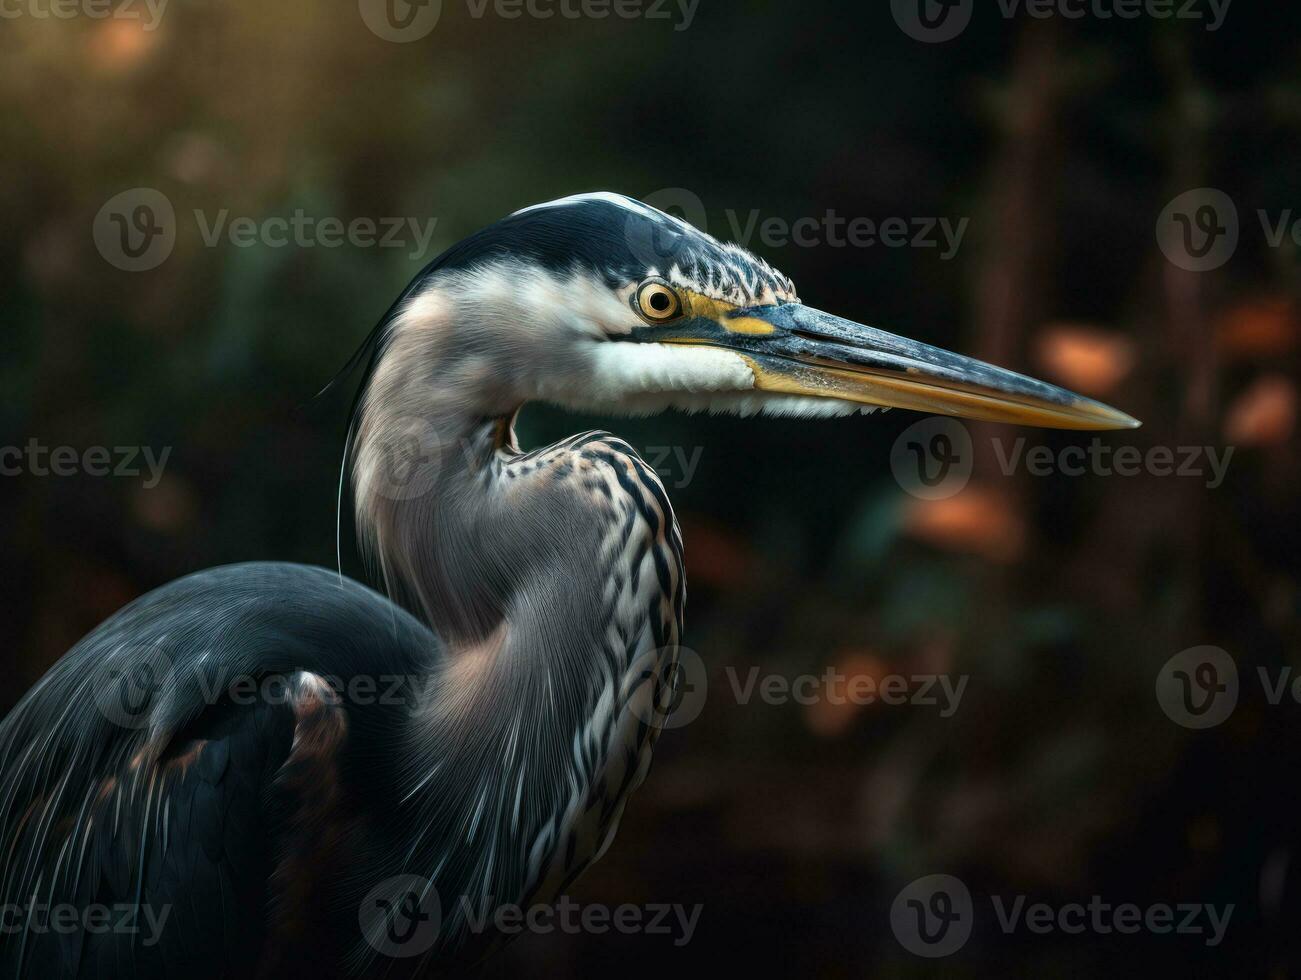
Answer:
[634,280,684,323]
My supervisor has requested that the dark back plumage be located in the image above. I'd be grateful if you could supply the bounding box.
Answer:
[0,564,439,977]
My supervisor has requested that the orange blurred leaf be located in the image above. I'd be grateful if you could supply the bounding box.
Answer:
[1034,323,1136,396]
[1216,299,1299,360]
[1224,375,1296,447]
[89,19,162,72]
[902,486,1026,563]
[804,650,889,738]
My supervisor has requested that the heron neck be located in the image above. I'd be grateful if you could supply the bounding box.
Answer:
[352,378,687,959]
[355,407,514,644]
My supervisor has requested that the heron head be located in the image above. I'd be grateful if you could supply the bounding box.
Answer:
[372,192,1138,430]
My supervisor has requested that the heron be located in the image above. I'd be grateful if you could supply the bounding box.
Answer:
[0,192,1138,977]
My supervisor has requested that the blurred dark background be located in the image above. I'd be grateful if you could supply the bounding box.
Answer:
[2,1,1300,975]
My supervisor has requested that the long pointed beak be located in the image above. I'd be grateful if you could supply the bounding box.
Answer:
[661,302,1140,431]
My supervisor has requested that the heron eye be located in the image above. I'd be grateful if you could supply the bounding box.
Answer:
[635,281,683,323]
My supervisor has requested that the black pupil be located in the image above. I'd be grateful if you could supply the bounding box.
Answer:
[649,291,671,312]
